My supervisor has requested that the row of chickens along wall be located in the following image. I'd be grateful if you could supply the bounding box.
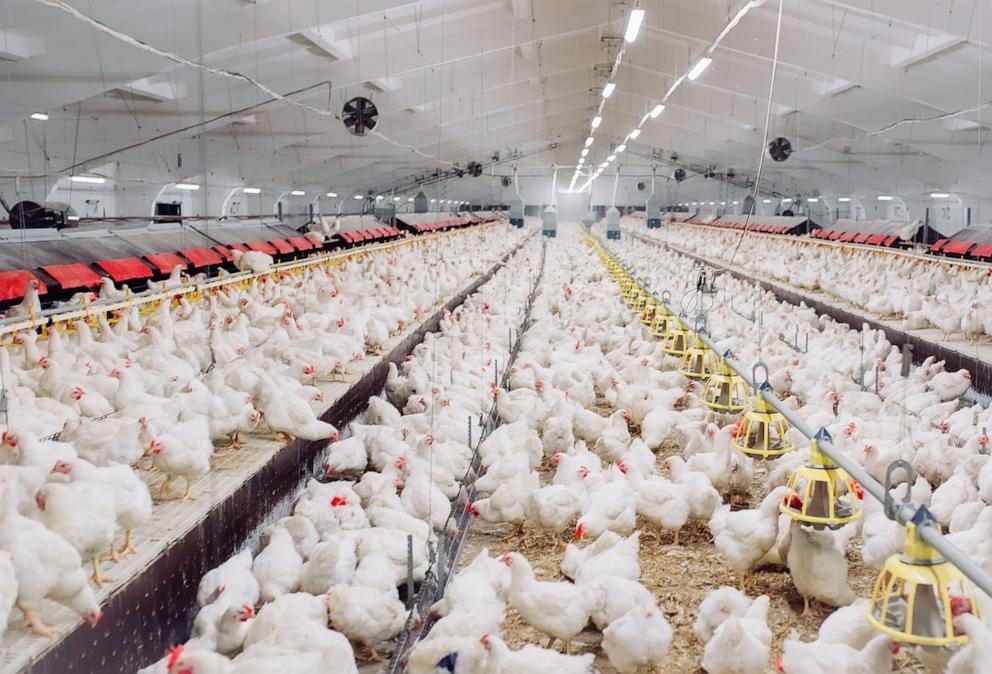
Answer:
[643,222,992,347]
[136,233,543,673]
[1,219,354,321]
[0,225,526,658]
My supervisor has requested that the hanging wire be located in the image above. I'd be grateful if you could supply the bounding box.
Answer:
[710,0,785,275]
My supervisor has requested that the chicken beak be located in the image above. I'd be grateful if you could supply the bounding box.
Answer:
[86,611,104,628]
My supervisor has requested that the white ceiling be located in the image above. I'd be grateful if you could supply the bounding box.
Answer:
[0,0,989,211]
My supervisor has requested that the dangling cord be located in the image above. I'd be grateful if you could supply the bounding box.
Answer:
[611,165,621,208]
[712,0,784,274]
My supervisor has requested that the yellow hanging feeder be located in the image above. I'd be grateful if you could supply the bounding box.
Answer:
[780,430,863,529]
[678,334,715,379]
[869,519,981,647]
[663,320,691,356]
[702,351,751,412]
[732,378,797,459]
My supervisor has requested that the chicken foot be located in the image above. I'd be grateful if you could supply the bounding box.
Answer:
[91,558,114,587]
[17,602,58,637]
[157,475,174,499]
[117,528,138,558]
[181,477,196,501]
[103,541,122,563]
[227,431,244,449]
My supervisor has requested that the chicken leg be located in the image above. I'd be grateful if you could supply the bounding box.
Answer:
[157,475,174,499]
[17,602,57,637]
[91,558,114,587]
[227,431,243,449]
[117,529,138,558]
[103,542,122,563]
[181,477,196,501]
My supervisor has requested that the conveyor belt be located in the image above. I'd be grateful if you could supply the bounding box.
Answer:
[12,233,532,674]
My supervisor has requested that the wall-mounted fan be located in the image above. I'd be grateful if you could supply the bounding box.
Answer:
[636,182,646,191]
[342,97,378,136]
[501,176,512,188]
[674,168,687,182]
[466,161,484,177]
[768,137,792,162]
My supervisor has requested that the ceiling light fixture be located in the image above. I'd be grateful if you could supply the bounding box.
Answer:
[175,183,199,191]
[806,197,819,203]
[930,192,951,198]
[837,197,851,202]
[326,192,338,198]
[30,112,49,121]
[242,187,261,194]
[762,199,771,204]
[624,8,646,43]
[650,104,665,118]
[581,148,589,157]
[687,57,712,81]
[591,116,602,129]
[585,137,595,147]
[877,195,894,201]
[617,144,626,153]
[353,194,365,200]
[290,190,306,196]
[607,154,617,162]
[602,82,616,98]
[630,129,641,139]
[69,175,106,184]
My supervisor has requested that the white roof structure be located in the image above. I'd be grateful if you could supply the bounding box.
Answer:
[0,0,988,222]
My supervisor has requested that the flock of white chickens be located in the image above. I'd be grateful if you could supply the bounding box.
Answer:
[642,221,992,346]
[404,225,992,674]
[2,215,992,674]
[130,231,538,674]
[0,225,526,672]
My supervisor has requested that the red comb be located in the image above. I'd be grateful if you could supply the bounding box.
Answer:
[166,644,184,670]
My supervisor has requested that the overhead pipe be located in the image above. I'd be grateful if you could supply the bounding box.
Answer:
[598,238,992,598]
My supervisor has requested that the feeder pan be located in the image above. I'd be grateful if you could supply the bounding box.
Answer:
[678,334,715,379]
[732,380,796,459]
[869,515,980,647]
[702,352,751,412]
[663,322,691,356]
[780,431,863,529]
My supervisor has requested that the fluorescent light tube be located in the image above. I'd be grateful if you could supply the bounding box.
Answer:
[602,82,616,98]
[687,57,712,81]
[625,8,645,43]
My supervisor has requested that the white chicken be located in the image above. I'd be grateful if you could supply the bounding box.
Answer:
[709,486,789,590]
[503,552,602,650]
[602,603,672,673]
[700,594,772,674]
